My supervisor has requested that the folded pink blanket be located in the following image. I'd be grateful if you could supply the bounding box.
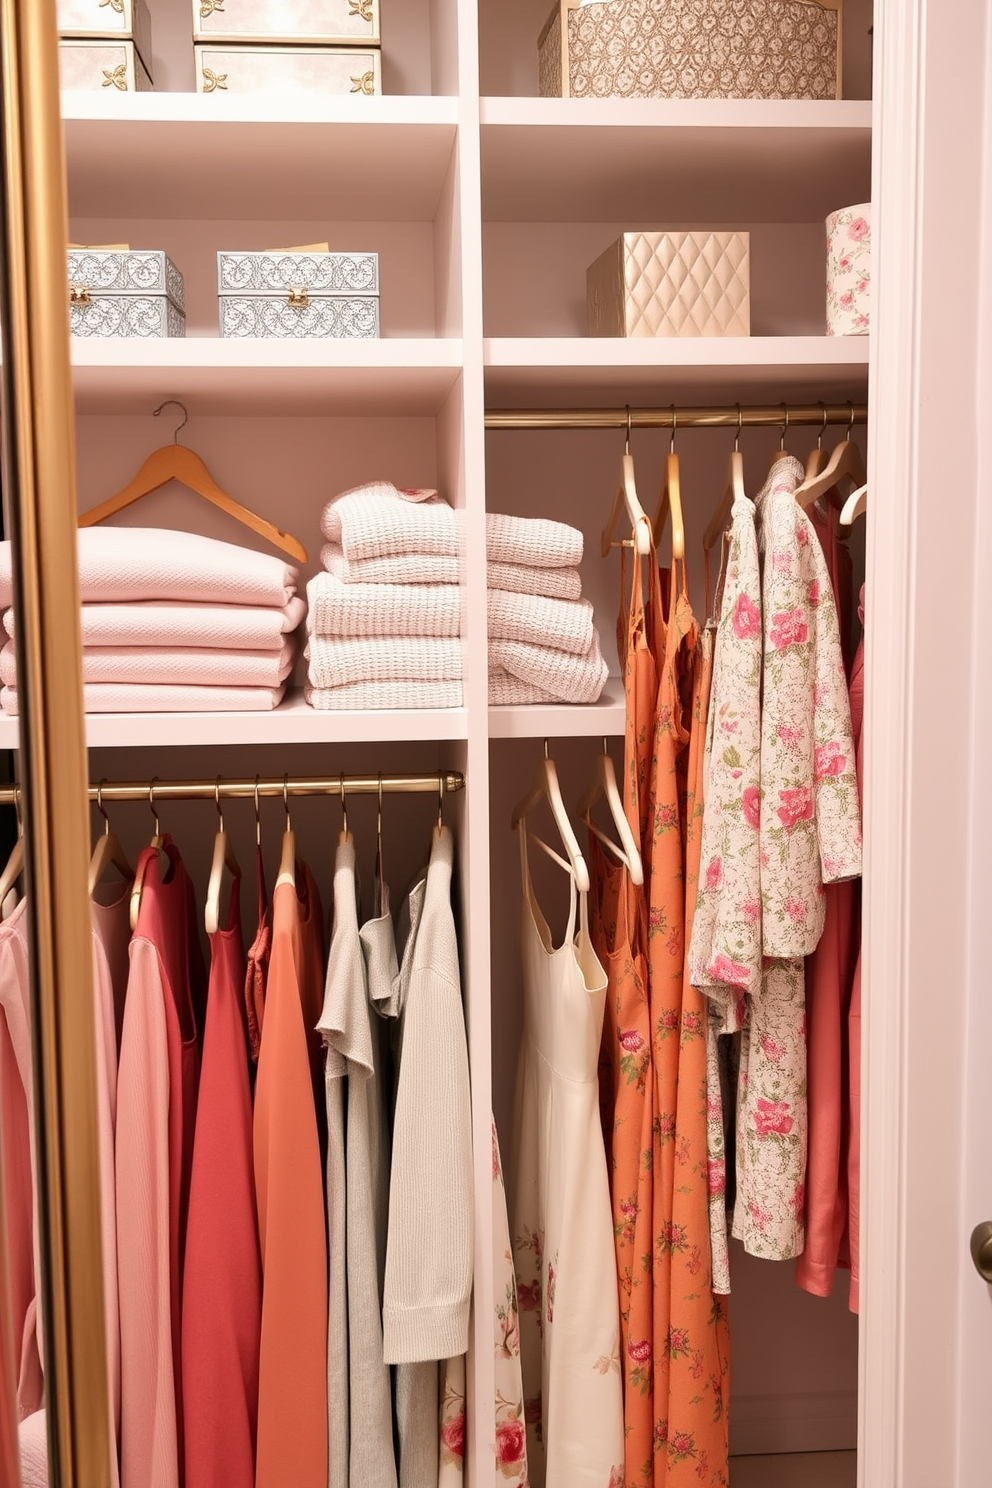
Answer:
[488,631,608,705]
[306,636,462,689]
[3,597,307,651]
[0,638,297,690]
[305,679,463,710]
[1,682,287,714]
[0,528,298,609]
[306,573,461,638]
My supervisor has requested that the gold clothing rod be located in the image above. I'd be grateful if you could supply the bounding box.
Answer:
[0,772,466,807]
[485,402,869,431]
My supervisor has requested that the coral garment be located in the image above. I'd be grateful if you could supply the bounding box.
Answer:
[847,593,866,1313]
[253,867,327,1488]
[182,878,261,1488]
[117,839,204,1488]
[510,830,624,1488]
[243,851,271,1064]
[588,835,654,1488]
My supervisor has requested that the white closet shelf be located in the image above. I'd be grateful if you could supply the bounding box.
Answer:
[489,678,625,738]
[480,97,872,223]
[63,92,458,222]
[70,338,463,415]
[483,336,870,403]
[0,691,469,749]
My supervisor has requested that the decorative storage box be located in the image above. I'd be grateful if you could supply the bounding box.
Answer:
[217,251,379,339]
[587,232,750,338]
[67,249,185,338]
[195,44,381,95]
[59,39,152,92]
[192,0,380,46]
[57,0,153,79]
[539,0,842,100]
[826,202,870,336]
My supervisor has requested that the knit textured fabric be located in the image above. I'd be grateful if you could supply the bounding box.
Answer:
[305,637,462,690]
[488,630,608,704]
[321,546,583,601]
[487,669,558,706]
[1,682,287,714]
[486,561,582,602]
[306,573,461,639]
[487,590,593,655]
[305,680,463,711]
[0,528,297,609]
[3,597,307,652]
[0,638,298,690]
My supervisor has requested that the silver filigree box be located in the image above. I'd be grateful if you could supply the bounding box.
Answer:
[217,250,379,339]
[58,0,153,79]
[67,249,186,339]
[192,0,380,47]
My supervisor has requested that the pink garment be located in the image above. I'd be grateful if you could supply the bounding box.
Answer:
[182,878,261,1488]
[117,840,205,1488]
[0,528,297,609]
[0,639,298,691]
[797,511,860,1299]
[3,597,306,651]
[847,593,865,1313]
[1,682,287,715]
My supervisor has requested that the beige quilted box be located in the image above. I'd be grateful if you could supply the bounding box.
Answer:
[539,0,842,100]
[587,232,750,338]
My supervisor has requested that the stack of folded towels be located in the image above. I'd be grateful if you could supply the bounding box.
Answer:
[305,480,607,709]
[0,527,304,714]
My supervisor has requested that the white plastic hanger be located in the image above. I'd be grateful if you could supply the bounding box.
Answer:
[129,779,171,930]
[578,738,643,886]
[0,788,24,914]
[511,740,590,893]
[703,405,748,551]
[841,482,868,526]
[205,778,242,934]
[276,776,296,890]
[601,407,652,559]
[88,779,133,896]
[653,408,686,562]
[795,404,867,509]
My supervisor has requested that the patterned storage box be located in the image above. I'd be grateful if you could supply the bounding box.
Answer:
[539,0,843,100]
[826,202,870,335]
[195,43,380,95]
[59,39,152,93]
[192,0,380,46]
[587,232,750,338]
[58,0,153,78]
[217,250,379,338]
[67,249,185,338]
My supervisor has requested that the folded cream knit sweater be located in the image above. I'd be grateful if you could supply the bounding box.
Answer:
[488,630,608,705]
[321,545,582,601]
[306,636,462,689]
[307,572,461,638]
[305,679,463,711]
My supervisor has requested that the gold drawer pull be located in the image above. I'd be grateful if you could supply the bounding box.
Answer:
[287,287,309,308]
[69,284,91,306]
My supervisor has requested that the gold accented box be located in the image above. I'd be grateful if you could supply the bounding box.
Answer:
[68,249,186,338]
[539,0,842,100]
[59,38,152,93]
[587,232,750,338]
[58,0,153,80]
[192,0,380,47]
[217,250,379,339]
[194,44,381,96]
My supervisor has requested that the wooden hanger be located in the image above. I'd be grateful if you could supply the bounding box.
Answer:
[652,409,685,562]
[0,789,24,915]
[795,405,867,509]
[601,407,652,558]
[841,482,868,526]
[129,779,171,930]
[768,404,793,468]
[89,780,133,896]
[79,400,308,564]
[511,740,590,893]
[205,779,242,935]
[804,404,830,483]
[578,739,643,886]
[703,406,748,551]
[276,776,297,890]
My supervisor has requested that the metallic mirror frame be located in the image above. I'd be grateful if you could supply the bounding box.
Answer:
[0,3,111,1485]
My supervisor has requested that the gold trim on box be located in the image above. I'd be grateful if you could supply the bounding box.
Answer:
[200,0,225,15]
[101,62,128,89]
[201,64,228,91]
[350,67,375,94]
[100,0,126,12]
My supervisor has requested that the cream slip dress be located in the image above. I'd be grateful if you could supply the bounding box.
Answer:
[510,827,624,1488]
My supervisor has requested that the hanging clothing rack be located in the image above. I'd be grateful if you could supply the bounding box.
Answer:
[484,401,869,431]
[0,771,466,807]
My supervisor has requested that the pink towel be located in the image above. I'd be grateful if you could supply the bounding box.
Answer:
[0,528,298,609]
[0,639,298,690]
[1,683,287,714]
[4,597,306,652]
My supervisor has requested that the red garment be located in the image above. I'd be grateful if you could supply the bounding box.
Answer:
[244,850,270,1063]
[182,878,261,1488]
[117,839,205,1488]
[253,867,327,1488]
[847,599,865,1312]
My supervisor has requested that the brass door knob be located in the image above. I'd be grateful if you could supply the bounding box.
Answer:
[970,1222,992,1282]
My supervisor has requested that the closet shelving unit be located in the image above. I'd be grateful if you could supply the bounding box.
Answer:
[20,0,872,1478]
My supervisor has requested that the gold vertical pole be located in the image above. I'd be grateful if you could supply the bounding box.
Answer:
[0,4,110,1487]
